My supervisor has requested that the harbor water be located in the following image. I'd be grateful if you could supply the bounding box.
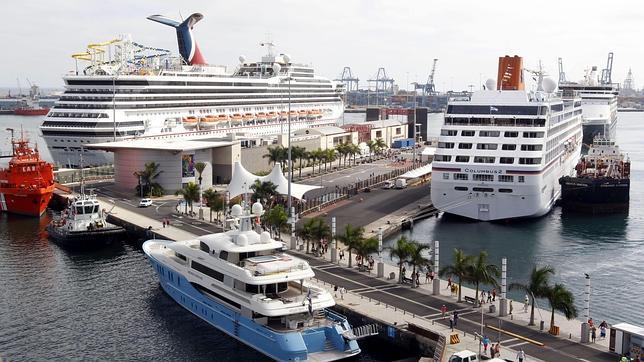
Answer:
[0,112,642,360]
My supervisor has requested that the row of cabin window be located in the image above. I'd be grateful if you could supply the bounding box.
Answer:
[440,130,545,138]
[448,173,525,183]
[435,155,542,164]
[453,186,514,193]
[438,143,543,151]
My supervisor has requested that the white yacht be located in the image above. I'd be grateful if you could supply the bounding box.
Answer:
[40,13,344,167]
[431,56,583,221]
[143,201,363,361]
[558,56,619,149]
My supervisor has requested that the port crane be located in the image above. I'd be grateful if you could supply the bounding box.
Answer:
[335,67,359,92]
[600,52,614,85]
[368,67,395,106]
[414,58,438,95]
[558,57,568,85]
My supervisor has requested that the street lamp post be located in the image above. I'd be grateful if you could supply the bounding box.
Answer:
[581,273,591,342]
[377,227,384,278]
[277,58,296,250]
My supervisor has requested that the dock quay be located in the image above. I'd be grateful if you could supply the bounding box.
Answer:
[87,183,621,362]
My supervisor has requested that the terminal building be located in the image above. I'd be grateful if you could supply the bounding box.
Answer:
[87,137,241,194]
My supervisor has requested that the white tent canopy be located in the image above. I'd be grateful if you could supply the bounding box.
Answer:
[399,163,433,179]
[227,162,321,200]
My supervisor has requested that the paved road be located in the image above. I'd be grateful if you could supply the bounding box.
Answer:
[299,255,615,362]
[300,158,408,189]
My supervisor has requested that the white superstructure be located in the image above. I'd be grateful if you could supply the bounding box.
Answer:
[431,61,582,221]
[41,33,344,167]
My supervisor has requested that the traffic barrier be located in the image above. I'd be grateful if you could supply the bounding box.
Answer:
[449,333,460,344]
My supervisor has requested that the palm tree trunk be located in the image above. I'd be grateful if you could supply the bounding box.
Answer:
[298,159,303,179]
[209,209,213,222]
[412,265,417,288]
[475,282,480,307]
[306,239,310,253]
[399,263,404,284]
[550,308,556,328]
[348,250,352,268]
[529,298,536,326]
[458,279,463,302]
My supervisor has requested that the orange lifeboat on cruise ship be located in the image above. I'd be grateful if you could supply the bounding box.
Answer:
[256,112,268,123]
[199,115,218,130]
[297,110,308,119]
[267,111,278,121]
[183,116,198,130]
[243,113,255,122]
[231,113,243,126]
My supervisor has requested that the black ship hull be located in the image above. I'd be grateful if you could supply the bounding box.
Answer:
[559,176,629,214]
[47,224,125,249]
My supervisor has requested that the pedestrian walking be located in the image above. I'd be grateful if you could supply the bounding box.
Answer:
[162,219,166,228]
[600,325,606,339]
[446,276,452,289]
[334,285,338,298]
[415,273,420,287]
[429,270,435,282]
[441,304,447,319]
[339,287,346,300]
[524,294,529,313]
[489,343,495,358]
[339,249,344,261]
[509,300,514,315]
[517,349,525,362]
[494,342,500,357]
[482,336,490,353]
[492,288,497,301]
[449,314,454,331]
[425,271,430,284]
[591,326,597,343]
[453,311,459,327]
[487,290,492,303]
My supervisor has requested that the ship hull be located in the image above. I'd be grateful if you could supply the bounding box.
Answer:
[559,176,629,213]
[14,108,50,116]
[0,186,54,216]
[46,224,125,248]
[144,243,360,362]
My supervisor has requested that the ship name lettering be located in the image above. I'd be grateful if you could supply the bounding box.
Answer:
[464,168,503,174]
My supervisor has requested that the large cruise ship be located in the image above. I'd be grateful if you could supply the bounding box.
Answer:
[558,54,619,150]
[40,13,344,167]
[431,56,583,221]
[143,201,362,361]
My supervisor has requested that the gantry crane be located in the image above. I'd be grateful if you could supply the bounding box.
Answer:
[600,52,614,85]
[335,67,359,92]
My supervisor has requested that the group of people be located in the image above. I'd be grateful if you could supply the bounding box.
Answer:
[588,318,609,343]
[161,218,170,228]
[478,288,498,304]
[481,335,502,359]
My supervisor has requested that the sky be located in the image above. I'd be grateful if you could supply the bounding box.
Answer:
[1,0,642,92]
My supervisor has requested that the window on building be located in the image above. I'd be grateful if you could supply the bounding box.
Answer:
[500,157,514,164]
[519,157,542,165]
[454,186,468,191]
[498,175,514,182]
[434,155,452,162]
[501,144,517,151]
[441,129,458,136]
[523,131,544,138]
[461,130,475,137]
[473,174,494,182]
[518,176,525,183]
[376,131,382,138]
[521,144,543,151]
[474,156,495,163]
[473,187,494,192]
[504,131,519,138]
[477,143,498,150]
[443,173,450,180]
[438,142,455,149]
[454,173,468,180]
[458,143,473,149]
[498,188,513,193]
[455,156,470,163]
[479,131,500,137]
[396,128,401,135]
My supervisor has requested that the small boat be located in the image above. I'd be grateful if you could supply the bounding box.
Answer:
[279,111,288,121]
[256,112,267,123]
[231,113,243,126]
[182,116,199,130]
[14,107,50,116]
[243,113,255,122]
[47,191,125,248]
[267,111,278,121]
[297,110,308,119]
[199,115,218,129]
[0,129,55,216]
[142,201,362,361]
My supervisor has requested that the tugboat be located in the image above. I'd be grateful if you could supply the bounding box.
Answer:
[143,200,367,361]
[559,137,630,213]
[47,149,124,248]
[0,128,55,216]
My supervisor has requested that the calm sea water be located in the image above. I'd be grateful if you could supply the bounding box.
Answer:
[385,111,644,326]
[0,115,404,361]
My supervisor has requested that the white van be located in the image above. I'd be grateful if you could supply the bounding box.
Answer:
[448,350,478,362]
[395,178,407,189]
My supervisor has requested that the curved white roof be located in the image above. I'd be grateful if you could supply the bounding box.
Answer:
[227,161,321,199]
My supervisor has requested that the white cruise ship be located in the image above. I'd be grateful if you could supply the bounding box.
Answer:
[143,201,362,361]
[558,58,619,149]
[431,56,582,221]
[40,13,344,167]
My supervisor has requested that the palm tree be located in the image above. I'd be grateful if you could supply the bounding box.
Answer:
[349,143,361,166]
[387,236,413,283]
[292,146,307,179]
[509,265,555,326]
[324,149,336,172]
[264,204,287,239]
[439,248,473,302]
[546,283,578,331]
[194,162,206,216]
[296,224,312,252]
[263,145,286,167]
[133,162,163,196]
[353,236,379,269]
[375,138,387,155]
[250,180,278,208]
[337,224,364,268]
[308,217,331,253]
[175,182,200,214]
[202,188,224,223]
[468,251,500,306]
[407,240,433,288]
[366,140,376,161]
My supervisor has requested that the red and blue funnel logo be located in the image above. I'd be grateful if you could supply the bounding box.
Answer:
[147,13,207,66]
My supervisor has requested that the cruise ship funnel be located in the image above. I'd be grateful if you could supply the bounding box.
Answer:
[147,13,207,65]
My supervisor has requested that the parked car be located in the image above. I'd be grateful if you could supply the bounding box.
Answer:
[448,350,478,362]
[139,198,153,207]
